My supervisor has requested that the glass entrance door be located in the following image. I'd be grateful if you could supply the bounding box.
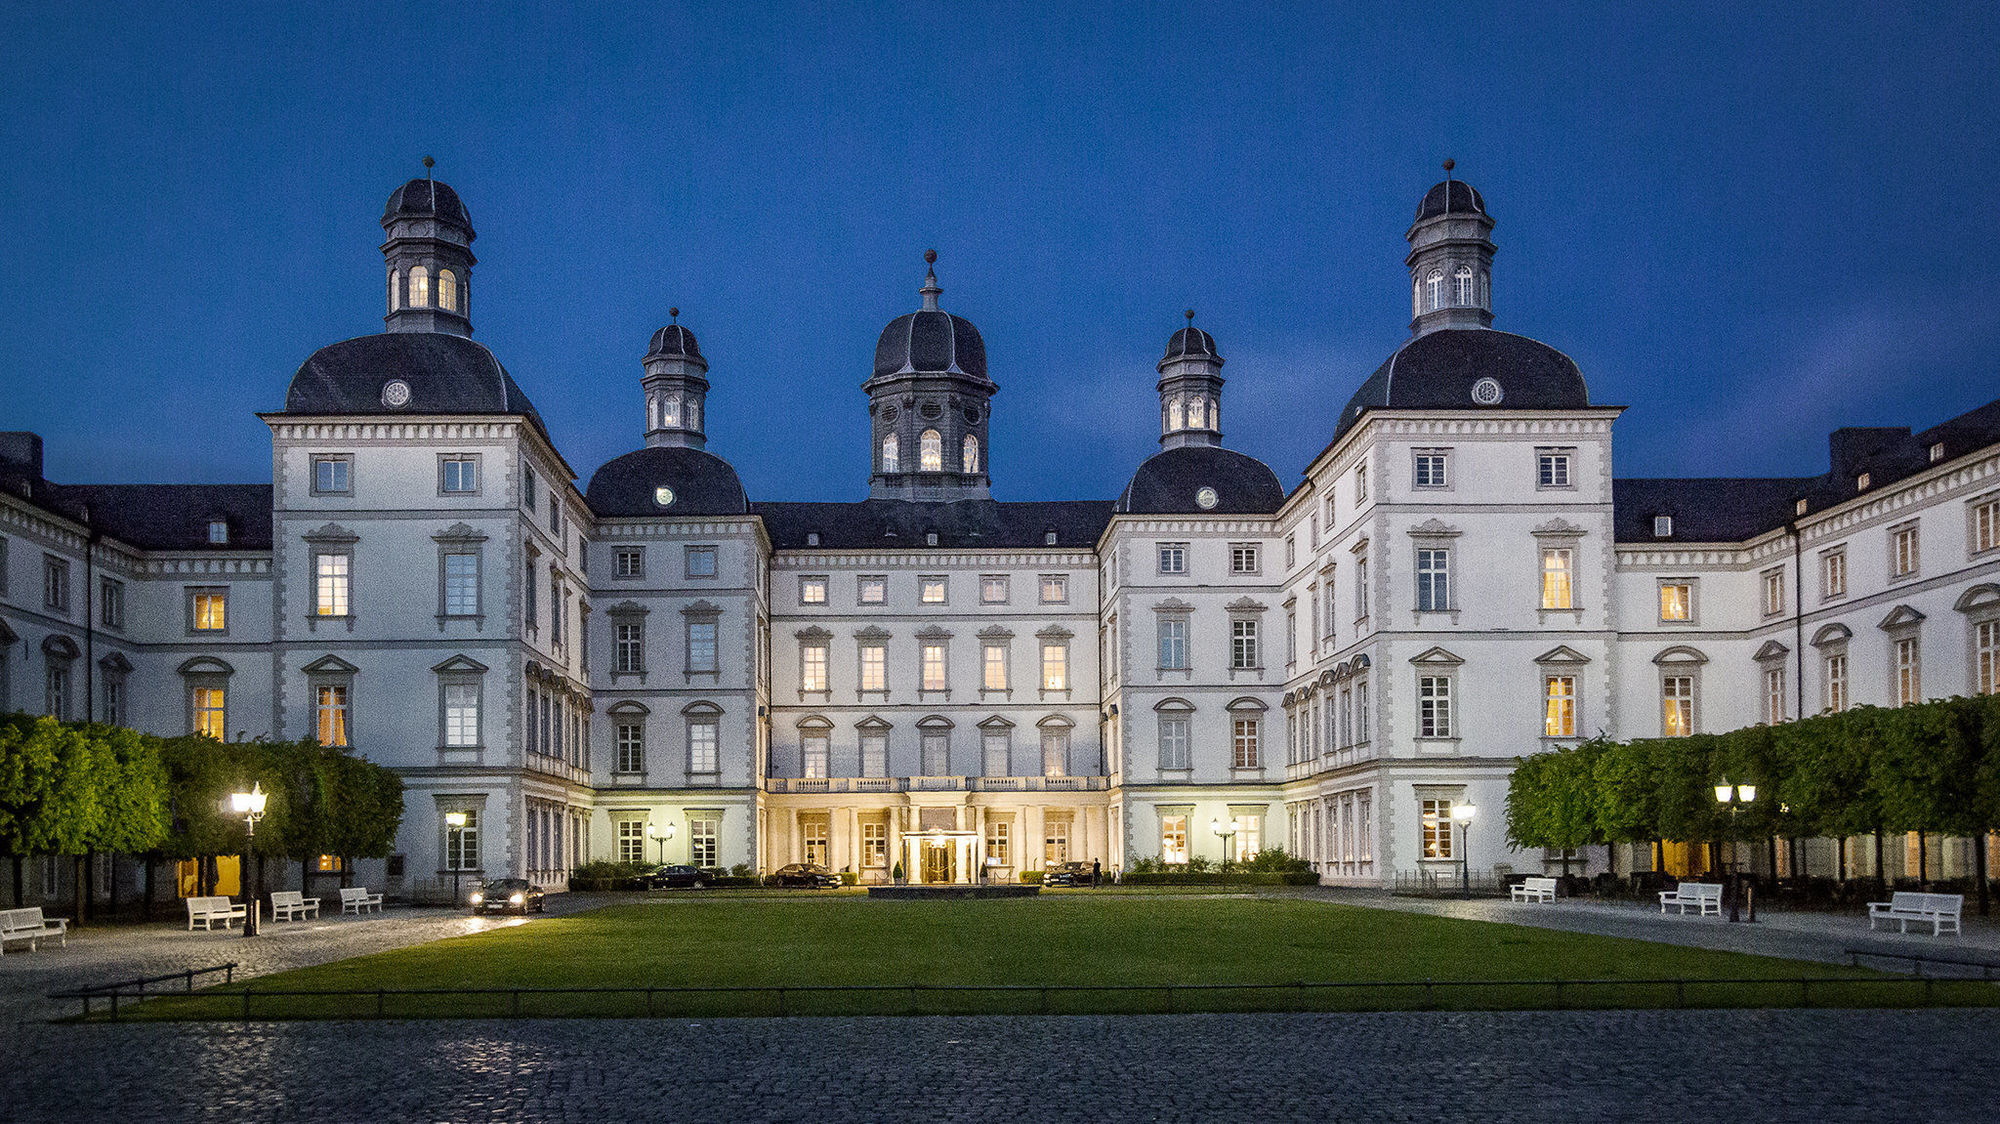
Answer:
[922,840,954,884]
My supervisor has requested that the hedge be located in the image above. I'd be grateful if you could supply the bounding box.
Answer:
[1118,871,1319,886]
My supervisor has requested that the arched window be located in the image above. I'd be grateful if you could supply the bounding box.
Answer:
[920,429,942,471]
[687,398,700,432]
[881,433,899,473]
[1412,278,1422,319]
[438,269,459,312]
[1424,270,1443,312]
[661,394,681,428]
[1168,398,1184,430]
[962,434,980,474]
[1187,397,1206,429]
[409,265,430,308]
[389,269,399,313]
[1479,270,1489,307]
[1453,266,1473,306]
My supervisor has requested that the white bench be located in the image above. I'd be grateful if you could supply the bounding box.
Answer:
[1868,891,1963,936]
[185,895,246,931]
[338,886,384,915]
[0,907,68,955]
[270,890,321,922]
[1511,876,1557,903]
[1659,882,1723,915]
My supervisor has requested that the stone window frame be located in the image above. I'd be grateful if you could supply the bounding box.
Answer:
[1954,585,2000,697]
[1879,604,1925,705]
[186,585,229,636]
[1411,448,1452,491]
[1154,598,1193,675]
[177,654,232,740]
[1888,519,1921,582]
[978,625,1014,698]
[1157,542,1188,576]
[1037,714,1074,779]
[916,714,955,776]
[1760,565,1787,619]
[1819,544,1848,603]
[309,453,354,497]
[437,452,482,497]
[1154,698,1194,774]
[1752,638,1790,725]
[1969,492,2000,559]
[96,651,130,725]
[1535,446,1576,491]
[1038,574,1069,605]
[432,654,488,754]
[1654,645,1708,737]
[916,625,953,698]
[919,575,949,604]
[1657,577,1698,626]
[797,715,834,779]
[1410,523,1458,620]
[607,601,650,682]
[977,715,1015,777]
[854,626,892,699]
[1226,597,1267,678]
[798,574,829,605]
[437,795,487,875]
[303,654,359,750]
[98,576,124,630]
[434,523,487,629]
[979,574,1010,605]
[1228,543,1261,576]
[796,625,833,700]
[613,547,645,580]
[303,523,359,631]
[1037,624,1074,698]
[683,700,723,780]
[683,600,722,680]
[1226,697,1267,774]
[1810,623,1853,714]
[1409,646,1463,744]
[1531,518,1586,622]
[608,701,650,779]
[857,575,888,605]
[684,544,720,581]
[856,715,892,778]
[1534,645,1590,742]
[43,554,69,614]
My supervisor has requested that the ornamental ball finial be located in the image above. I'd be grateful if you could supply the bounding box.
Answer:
[1184,309,1195,323]
[669,307,679,322]
[1442,158,1455,173]
[924,248,937,265]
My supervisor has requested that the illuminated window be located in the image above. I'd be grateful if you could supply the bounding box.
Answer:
[1418,676,1452,738]
[1659,582,1692,622]
[802,818,829,865]
[1762,568,1786,616]
[1169,398,1184,430]
[388,269,399,312]
[1978,621,1998,696]
[437,269,458,312]
[920,576,946,603]
[192,686,226,739]
[1453,265,1473,305]
[689,817,718,867]
[191,588,227,632]
[983,642,1008,691]
[1895,637,1920,705]
[1042,642,1068,690]
[1041,726,1069,777]
[445,809,479,871]
[660,394,681,428]
[1043,816,1070,865]
[981,575,1009,603]
[409,264,430,308]
[800,643,827,693]
[1824,653,1848,712]
[617,819,646,864]
[1541,548,1573,609]
[859,575,886,604]
[1662,676,1694,736]
[920,429,942,471]
[921,643,947,691]
[799,576,827,604]
[443,682,479,747]
[1764,667,1787,724]
[1040,575,1067,603]
[1975,498,2000,554]
[1421,799,1455,859]
[881,434,898,472]
[317,684,350,747]
[1161,813,1189,864]
[802,731,829,779]
[1544,675,1576,737]
[983,821,1008,866]
[962,434,980,474]
[1187,397,1206,428]
[315,554,350,616]
[860,644,887,692]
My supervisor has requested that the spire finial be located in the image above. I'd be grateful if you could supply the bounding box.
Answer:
[920,249,941,311]
[423,155,435,180]
[1184,309,1195,325]
[1442,157,1454,174]
[669,306,679,324]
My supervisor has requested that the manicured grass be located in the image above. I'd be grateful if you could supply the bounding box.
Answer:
[122,895,1997,1019]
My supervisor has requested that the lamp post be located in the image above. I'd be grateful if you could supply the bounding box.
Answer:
[648,822,674,865]
[444,811,467,906]
[1451,803,1478,899]
[1211,817,1235,890]
[1714,780,1757,923]
[229,782,267,938]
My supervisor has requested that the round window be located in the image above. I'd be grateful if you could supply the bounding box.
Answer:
[1470,377,1504,405]
[654,485,676,508]
[920,401,943,420]
[1195,486,1219,510]
[380,379,412,407]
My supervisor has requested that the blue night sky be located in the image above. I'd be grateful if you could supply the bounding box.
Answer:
[3,4,1996,500]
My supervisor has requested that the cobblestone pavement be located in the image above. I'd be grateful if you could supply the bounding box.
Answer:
[3,1008,1997,1122]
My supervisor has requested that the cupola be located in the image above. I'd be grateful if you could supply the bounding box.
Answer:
[863,251,996,502]
[642,308,711,450]
[381,158,476,336]
[1158,310,1225,449]
[1406,159,1495,336]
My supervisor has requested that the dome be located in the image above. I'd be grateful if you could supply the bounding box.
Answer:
[873,309,989,382]
[1334,328,1587,441]
[1116,446,1285,515]
[1414,179,1488,223]
[383,178,473,234]
[284,333,546,435]
[1163,325,1220,362]
[646,323,703,363]
[586,445,749,517]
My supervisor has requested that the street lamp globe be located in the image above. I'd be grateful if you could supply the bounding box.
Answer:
[1737,784,1757,803]
[1450,803,1477,824]
[1715,782,1734,804]
[230,782,267,818]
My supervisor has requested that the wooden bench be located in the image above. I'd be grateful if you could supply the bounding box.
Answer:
[338,886,384,915]
[1511,876,1557,903]
[270,890,321,922]
[1868,891,1963,936]
[185,895,246,931]
[0,907,68,955]
[1658,882,1723,915]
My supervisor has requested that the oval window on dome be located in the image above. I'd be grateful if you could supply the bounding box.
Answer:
[381,380,412,407]
[654,485,676,508]
[1471,378,1504,405]
[1195,486,1219,510]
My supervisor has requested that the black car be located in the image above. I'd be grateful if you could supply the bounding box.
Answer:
[766,862,842,889]
[641,864,711,890]
[469,878,547,914]
[1042,861,1096,887]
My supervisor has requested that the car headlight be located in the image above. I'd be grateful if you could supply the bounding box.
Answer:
[509,893,525,905]
[468,893,483,905]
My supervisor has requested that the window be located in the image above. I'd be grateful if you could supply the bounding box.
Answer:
[920,577,947,604]
[1544,675,1576,738]
[1413,451,1449,489]
[1762,568,1786,616]
[859,575,887,604]
[687,621,718,674]
[617,820,646,864]
[1158,617,1188,670]
[388,269,399,312]
[1662,676,1694,737]
[1764,667,1787,724]
[1229,544,1260,575]
[686,546,718,579]
[408,264,430,307]
[1416,548,1450,611]
[43,556,68,612]
[1230,619,1259,670]
[962,434,980,474]
[316,684,350,747]
[1232,717,1259,768]
[1041,726,1069,777]
[920,429,943,471]
[1537,450,1571,488]
[1540,548,1573,610]
[799,576,827,604]
[615,548,644,578]
[1158,543,1187,575]
[522,466,537,512]
[1418,676,1452,738]
[981,575,1009,604]
[1420,799,1455,860]
[89,577,121,629]
[982,730,1010,776]
[524,556,537,631]
[860,644,887,692]
[615,723,645,773]
[881,433,899,473]
[1978,621,1999,696]
[1424,270,1443,312]
[101,673,123,725]
[1158,715,1190,770]
[801,643,828,693]
[1892,524,1919,578]
[921,643,948,691]
[1355,677,1371,744]
[442,553,478,617]
[1932,442,1947,463]
[688,717,718,774]
[1039,575,1068,604]
[1044,817,1071,865]
[445,809,480,871]
[802,731,829,778]
[440,455,478,494]
[1161,813,1189,864]
[1824,654,1849,713]
[1974,497,2000,555]
[312,455,351,495]
[860,731,887,777]
[1653,515,1673,538]
[864,821,889,867]
[1453,265,1473,305]
[1041,642,1067,690]
[1894,637,1920,705]
[1659,582,1692,622]
[437,268,459,313]
[443,682,479,747]
[921,730,949,775]
[983,643,1008,691]
[1355,554,1368,619]
[207,519,229,545]
[984,821,1008,866]
[690,818,718,868]
[191,685,225,739]
[1821,549,1847,600]
[1857,473,1871,491]
[802,819,829,866]
[1354,465,1367,504]
[314,554,350,616]
[615,622,645,674]
[1044,530,1058,546]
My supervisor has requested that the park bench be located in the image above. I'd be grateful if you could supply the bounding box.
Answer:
[338,886,384,915]
[185,895,246,931]
[0,907,69,955]
[1511,876,1557,903]
[270,890,321,922]
[1867,891,1963,936]
[1658,882,1723,916]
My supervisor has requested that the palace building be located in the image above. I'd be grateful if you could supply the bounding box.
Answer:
[4,172,1999,903]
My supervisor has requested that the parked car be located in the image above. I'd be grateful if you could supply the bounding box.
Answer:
[640,864,711,890]
[766,862,842,889]
[1041,861,1096,887]
[468,878,547,914]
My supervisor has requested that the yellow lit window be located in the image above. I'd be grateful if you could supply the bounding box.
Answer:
[921,643,947,691]
[409,265,430,308]
[1662,676,1693,736]
[1544,675,1576,737]
[317,684,350,747]
[193,590,227,631]
[1659,583,1690,621]
[437,269,458,312]
[1540,548,1573,610]
[983,644,1007,691]
[920,429,942,471]
[316,554,350,616]
[192,687,225,739]
[316,855,345,873]
[1042,643,1067,691]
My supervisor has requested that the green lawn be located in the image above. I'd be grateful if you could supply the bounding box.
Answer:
[122,895,1996,1019]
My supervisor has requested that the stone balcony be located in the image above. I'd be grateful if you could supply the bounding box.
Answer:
[766,775,1110,794]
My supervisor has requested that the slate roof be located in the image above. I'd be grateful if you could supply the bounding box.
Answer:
[872,310,990,383]
[1333,328,1590,442]
[1415,179,1488,223]
[56,484,274,551]
[1116,446,1285,515]
[646,323,703,363]
[1162,325,1220,362]
[586,446,748,517]
[281,333,551,441]
[754,499,1114,550]
[382,178,473,234]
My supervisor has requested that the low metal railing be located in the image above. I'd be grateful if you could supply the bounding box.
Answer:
[50,962,239,1020]
[1844,948,2000,979]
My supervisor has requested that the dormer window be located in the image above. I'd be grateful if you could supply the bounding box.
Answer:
[1653,515,1672,538]
[805,532,821,547]
[1930,442,1945,463]
[1795,498,1808,516]
[1856,473,1871,491]
[207,519,229,545]
[1044,529,1058,546]
[925,530,940,547]
[409,264,430,308]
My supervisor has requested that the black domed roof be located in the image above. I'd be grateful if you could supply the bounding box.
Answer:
[646,323,703,362]
[1116,446,1285,515]
[873,310,989,382]
[586,445,748,518]
[1163,326,1220,362]
[1415,179,1488,223]
[1335,328,1587,441]
[383,178,473,234]
[284,333,546,435]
